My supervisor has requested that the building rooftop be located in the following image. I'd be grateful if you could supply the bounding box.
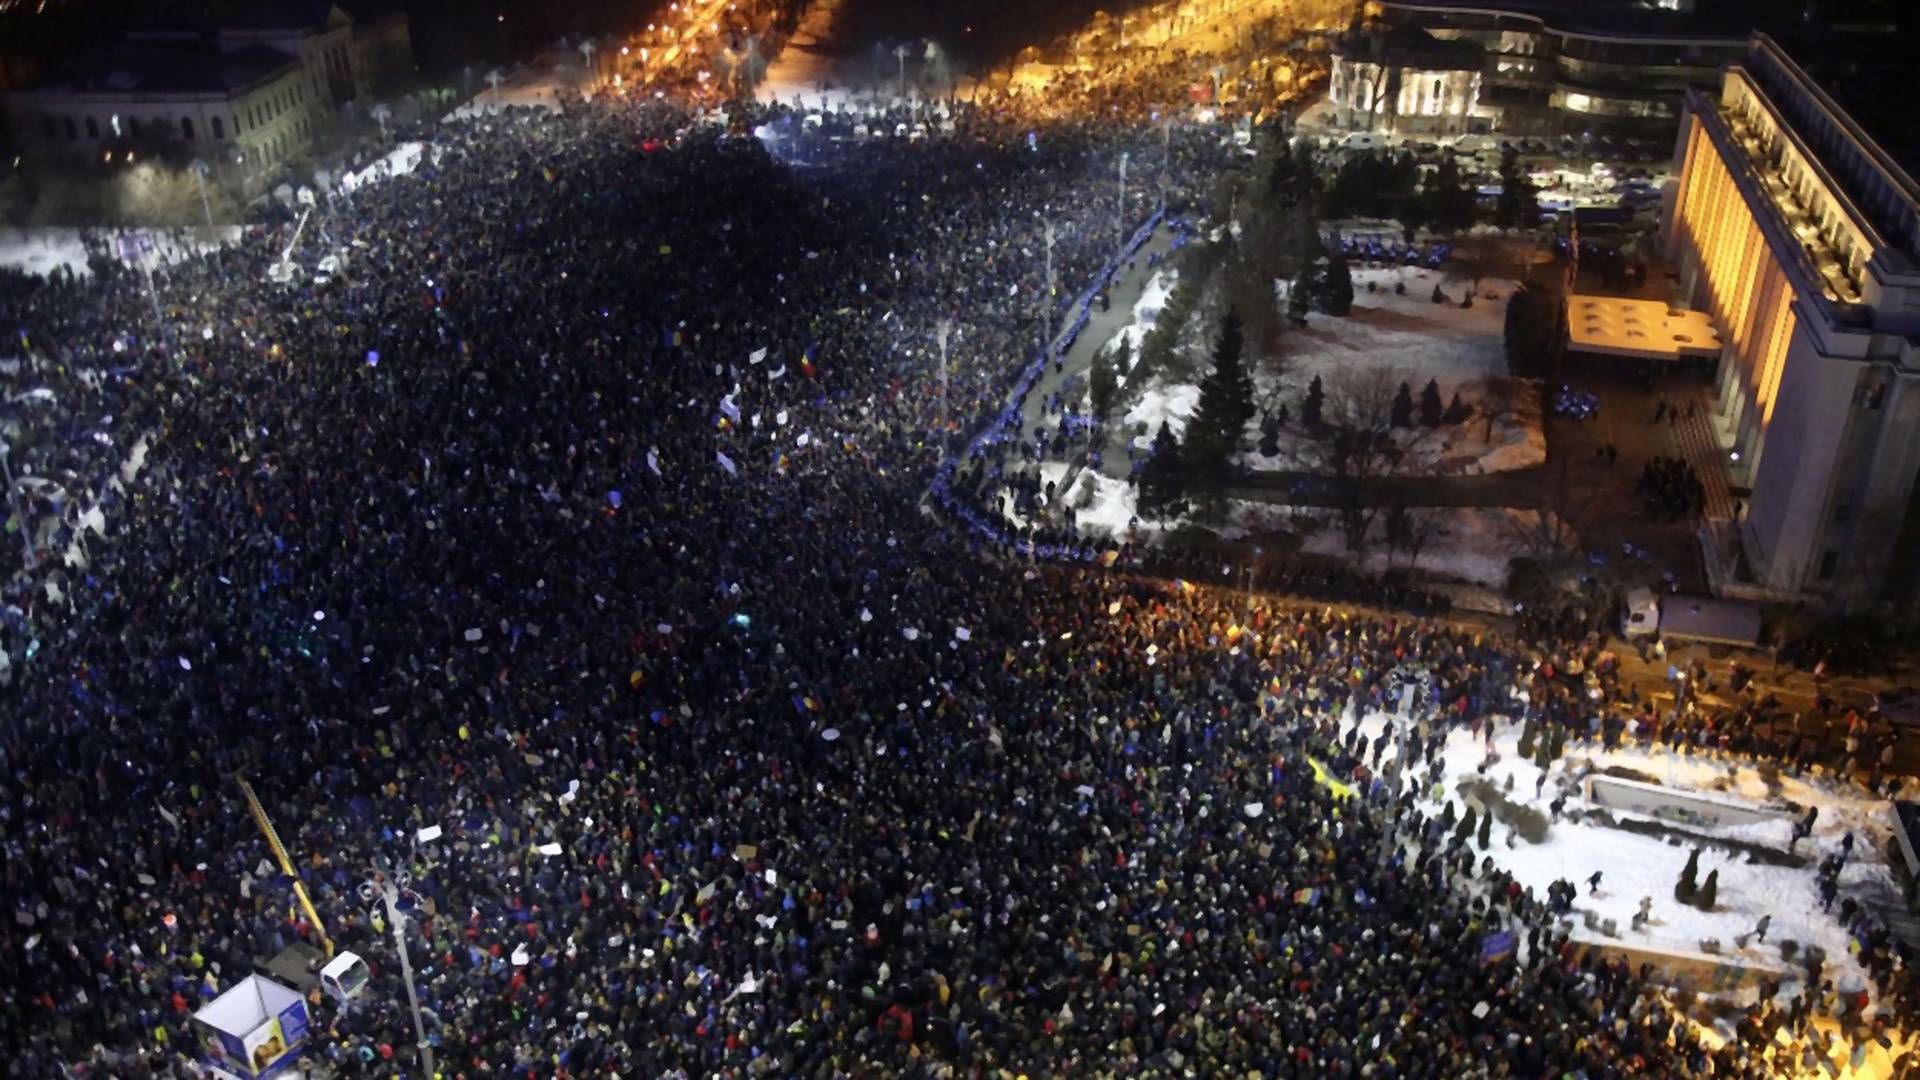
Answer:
[1379,0,1760,42]
[19,40,297,96]
[1335,23,1486,71]
[1565,294,1724,359]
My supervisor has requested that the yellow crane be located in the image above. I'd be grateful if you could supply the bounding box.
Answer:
[234,774,335,958]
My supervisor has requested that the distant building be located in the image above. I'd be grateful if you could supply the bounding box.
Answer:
[1662,34,1920,608]
[1327,24,1488,136]
[1340,0,1747,141]
[2,3,412,196]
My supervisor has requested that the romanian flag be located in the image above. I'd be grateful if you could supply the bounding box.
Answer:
[1099,550,1121,568]
[1292,887,1320,906]
[1479,931,1516,966]
[1174,579,1196,596]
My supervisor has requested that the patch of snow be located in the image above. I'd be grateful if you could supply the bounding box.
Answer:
[1122,381,1201,446]
[1362,715,1893,1006]
[1262,504,1567,588]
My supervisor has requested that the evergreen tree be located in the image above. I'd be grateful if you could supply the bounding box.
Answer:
[1675,848,1700,903]
[1517,720,1537,760]
[1496,146,1541,230]
[1184,312,1256,505]
[1442,800,1458,828]
[1138,422,1188,519]
[1089,349,1119,422]
[1111,336,1134,379]
[1391,382,1415,428]
[1288,269,1313,324]
[1455,806,1477,843]
[1696,868,1719,911]
[1419,379,1444,427]
[1443,391,1470,425]
[1419,155,1476,235]
[1317,253,1354,315]
[1476,810,1493,850]
[1302,374,1325,428]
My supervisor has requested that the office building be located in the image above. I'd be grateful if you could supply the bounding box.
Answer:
[1663,34,1920,608]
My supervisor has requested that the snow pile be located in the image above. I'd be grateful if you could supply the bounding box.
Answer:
[1105,268,1176,370]
[1122,382,1201,444]
[1064,470,1140,536]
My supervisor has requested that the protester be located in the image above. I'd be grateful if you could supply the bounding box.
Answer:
[0,85,1909,1080]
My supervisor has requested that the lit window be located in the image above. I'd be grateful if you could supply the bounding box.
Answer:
[1565,92,1592,113]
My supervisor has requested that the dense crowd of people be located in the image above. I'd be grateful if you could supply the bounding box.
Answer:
[1,79,1915,1080]
[1636,455,1706,522]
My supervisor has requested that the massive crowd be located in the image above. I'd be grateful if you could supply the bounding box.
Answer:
[0,83,1914,1080]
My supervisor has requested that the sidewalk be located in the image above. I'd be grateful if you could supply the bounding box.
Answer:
[1021,225,1178,483]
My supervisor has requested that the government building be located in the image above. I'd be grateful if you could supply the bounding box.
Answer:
[1663,34,1920,609]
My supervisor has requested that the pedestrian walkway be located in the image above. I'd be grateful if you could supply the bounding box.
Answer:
[1663,390,1737,523]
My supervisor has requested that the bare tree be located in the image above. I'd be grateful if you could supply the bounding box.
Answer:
[1476,376,1531,446]
[1312,370,1440,553]
[1491,452,1599,561]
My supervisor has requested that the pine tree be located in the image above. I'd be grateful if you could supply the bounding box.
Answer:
[1476,810,1493,850]
[1675,848,1700,903]
[1442,800,1458,828]
[1419,379,1444,427]
[1184,312,1256,500]
[1302,375,1325,428]
[1138,422,1188,519]
[1517,720,1537,760]
[1288,270,1313,323]
[1455,806,1477,843]
[1443,391,1470,425]
[1112,336,1134,379]
[1696,868,1719,911]
[1496,146,1541,230]
[1089,350,1119,422]
[1317,254,1354,315]
[1391,382,1415,428]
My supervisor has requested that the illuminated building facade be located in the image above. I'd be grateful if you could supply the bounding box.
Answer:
[1366,0,1745,140]
[1327,25,1487,135]
[1663,34,1920,608]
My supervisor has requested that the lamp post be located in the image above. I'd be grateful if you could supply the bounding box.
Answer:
[579,39,599,89]
[358,865,435,1080]
[894,44,911,100]
[0,439,34,571]
[1041,221,1056,351]
[1117,152,1130,253]
[370,103,392,143]
[935,319,952,432]
[187,159,219,269]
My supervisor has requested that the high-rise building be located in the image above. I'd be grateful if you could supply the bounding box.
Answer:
[1663,34,1920,608]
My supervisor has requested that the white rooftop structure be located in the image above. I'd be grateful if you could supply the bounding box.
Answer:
[1565,294,1722,360]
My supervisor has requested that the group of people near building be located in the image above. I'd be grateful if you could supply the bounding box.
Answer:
[0,81,1916,1080]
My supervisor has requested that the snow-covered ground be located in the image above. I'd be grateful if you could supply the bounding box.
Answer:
[0,224,244,281]
[1277,505,1565,587]
[1108,265,1545,476]
[1352,711,1896,1010]
[339,141,431,194]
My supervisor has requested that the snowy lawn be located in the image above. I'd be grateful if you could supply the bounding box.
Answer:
[1227,503,1568,588]
[1112,265,1545,477]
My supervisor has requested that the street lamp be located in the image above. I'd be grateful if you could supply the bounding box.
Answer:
[0,439,34,571]
[935,319,952,432]
[579,39,599,88]
[369,103,392,143]
[187,158,219,269]
[1117,151,1130,252]
[894,44,911,99]
[357,864,435,1080]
